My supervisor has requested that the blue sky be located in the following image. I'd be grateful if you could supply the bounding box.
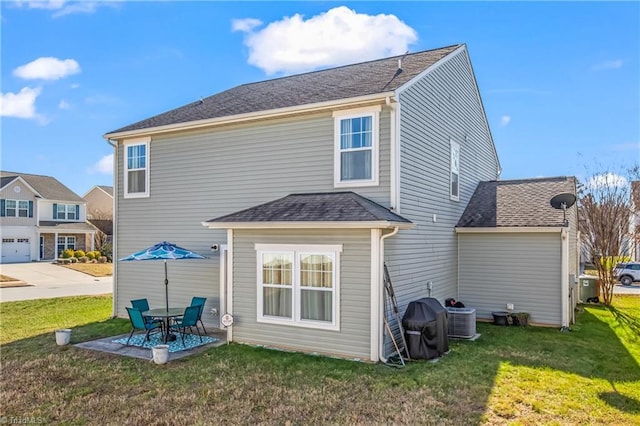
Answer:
[1,1,638,196]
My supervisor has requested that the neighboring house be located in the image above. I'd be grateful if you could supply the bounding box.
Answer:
[83,185,114,243]
[456,177,579,327]
[0,171,95,263]
[104,44,503,362]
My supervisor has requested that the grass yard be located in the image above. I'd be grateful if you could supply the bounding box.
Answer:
[0,295,638,424]
[60,262,113,277]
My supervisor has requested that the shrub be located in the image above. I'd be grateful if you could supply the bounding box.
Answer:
[69,257,78,263]
[78,256,89,263]
[74,250,86,259]
[62,249,75,259]
[86,251,96,260]
[98,256,107,264]
[101,243,113,262]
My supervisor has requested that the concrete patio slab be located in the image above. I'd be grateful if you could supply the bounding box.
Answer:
[75,331,227,362]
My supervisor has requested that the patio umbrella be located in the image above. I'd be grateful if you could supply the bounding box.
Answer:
[119,241,206,312]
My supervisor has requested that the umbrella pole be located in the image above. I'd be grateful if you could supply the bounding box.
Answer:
[164,260,169,312]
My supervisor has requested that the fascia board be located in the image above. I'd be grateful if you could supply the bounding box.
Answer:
[104,92,393,140]
[455,226,564,234]
[201,221,415,230]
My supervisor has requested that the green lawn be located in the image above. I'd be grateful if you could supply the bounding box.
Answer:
[1,295,638,424]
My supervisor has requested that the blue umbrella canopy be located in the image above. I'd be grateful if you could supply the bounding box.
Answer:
[119,241,206,261]
[119,241,206,311]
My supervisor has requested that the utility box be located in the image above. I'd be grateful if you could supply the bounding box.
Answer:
[579,275,599,302]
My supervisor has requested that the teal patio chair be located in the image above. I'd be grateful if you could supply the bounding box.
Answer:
[131,298,163,333]
[170,305,202,347]
[191,296,207,335]
[125,307,162,345]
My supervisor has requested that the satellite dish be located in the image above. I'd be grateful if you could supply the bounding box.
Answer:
[550,193,576,210]
[550,193,576,226]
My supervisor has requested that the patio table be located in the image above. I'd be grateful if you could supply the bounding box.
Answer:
[143,307,185,343]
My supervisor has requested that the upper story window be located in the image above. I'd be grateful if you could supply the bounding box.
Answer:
[54,204,79,220]
[124,137,150,198]
[450,139,460,201]
[333,107,380,188]
[256,244,342,331]
[0,199,33,218]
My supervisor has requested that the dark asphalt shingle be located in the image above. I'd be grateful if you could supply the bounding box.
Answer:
[456,176,577,228]
[0,171,84,202]
[107,45,461,135]
[206,192,412,225]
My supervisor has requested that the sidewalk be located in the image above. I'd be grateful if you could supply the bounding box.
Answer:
[0,262,112,302]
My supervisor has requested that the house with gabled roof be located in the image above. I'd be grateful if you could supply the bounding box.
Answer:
[104,43,505,361]
[0,171,96,263]
[456,176,579,327]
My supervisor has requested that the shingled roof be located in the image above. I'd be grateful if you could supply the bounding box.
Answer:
[0,171,84,202]
[205,192,412,228]
[108,44,461,135]
[456,177,577,228]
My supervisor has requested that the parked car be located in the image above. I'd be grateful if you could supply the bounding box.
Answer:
[614,262,640,286]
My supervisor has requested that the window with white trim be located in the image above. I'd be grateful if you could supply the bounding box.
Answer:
[124,138,150,198]
[450,139,460,201]
[57,236,76,253]
[55,204,78,220]
[1,199,33,218]
[334,107,379,187]
[256,244,341,330]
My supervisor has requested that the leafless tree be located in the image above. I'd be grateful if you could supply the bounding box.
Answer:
[579,165,639,306]
[87,210,113,253]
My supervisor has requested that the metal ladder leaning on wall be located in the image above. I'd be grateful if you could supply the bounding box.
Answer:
[383,262,410,365]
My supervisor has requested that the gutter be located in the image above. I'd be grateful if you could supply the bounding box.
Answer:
[106,138,118,319]
[378,226,399,363]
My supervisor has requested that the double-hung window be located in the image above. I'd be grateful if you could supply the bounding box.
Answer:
[54,204,78,220]
[256,244,341,331]
[124,137,150,198]
[334,107,380,187]
[57,236,76,253]
[1,199,33,218]
[450,139,460,201]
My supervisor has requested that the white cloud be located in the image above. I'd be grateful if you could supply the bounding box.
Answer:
[232,18,262,33]
[58,99,70,110]
[16,1,119,17]
[587,172,628,190]
[233,6,418,75]
[592,59,623,71]
[0,86,42,119]
[88,154,113,175]
[14,57,81,80]
[70,83,80,89]
[609,142,640,152]
[500,115,511,127]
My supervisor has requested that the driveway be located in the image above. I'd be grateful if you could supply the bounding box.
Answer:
[0,262,112,302]
[614,283,640,295]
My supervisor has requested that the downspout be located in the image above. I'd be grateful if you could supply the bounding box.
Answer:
[379,226,400,363]
[560,227,569,330]
[107,138,118,319]
[386,96,400,212]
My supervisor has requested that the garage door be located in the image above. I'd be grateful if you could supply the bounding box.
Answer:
[1,238,31,263]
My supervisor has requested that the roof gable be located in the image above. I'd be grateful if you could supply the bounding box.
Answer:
[205,191,412,228]
[0,171,84,202]
[107,45,461,135]
[457,177,577,228]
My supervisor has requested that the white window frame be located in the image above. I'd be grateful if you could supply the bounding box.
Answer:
[5,200,17,217]
[333,106,380,188]
[56,204,77,220]
[17,200,29,217]
[124,137,150,199]
[450,139,460,201]
[57,236,76,253]
[255,244,342,331]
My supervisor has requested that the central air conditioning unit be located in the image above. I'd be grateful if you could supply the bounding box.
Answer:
[446,307,476,338]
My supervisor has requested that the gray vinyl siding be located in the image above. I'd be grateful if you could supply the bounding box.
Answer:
[114,110,390,325]
[232,229,372,360]
[458,232,562,326]
[384,49,499,332]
